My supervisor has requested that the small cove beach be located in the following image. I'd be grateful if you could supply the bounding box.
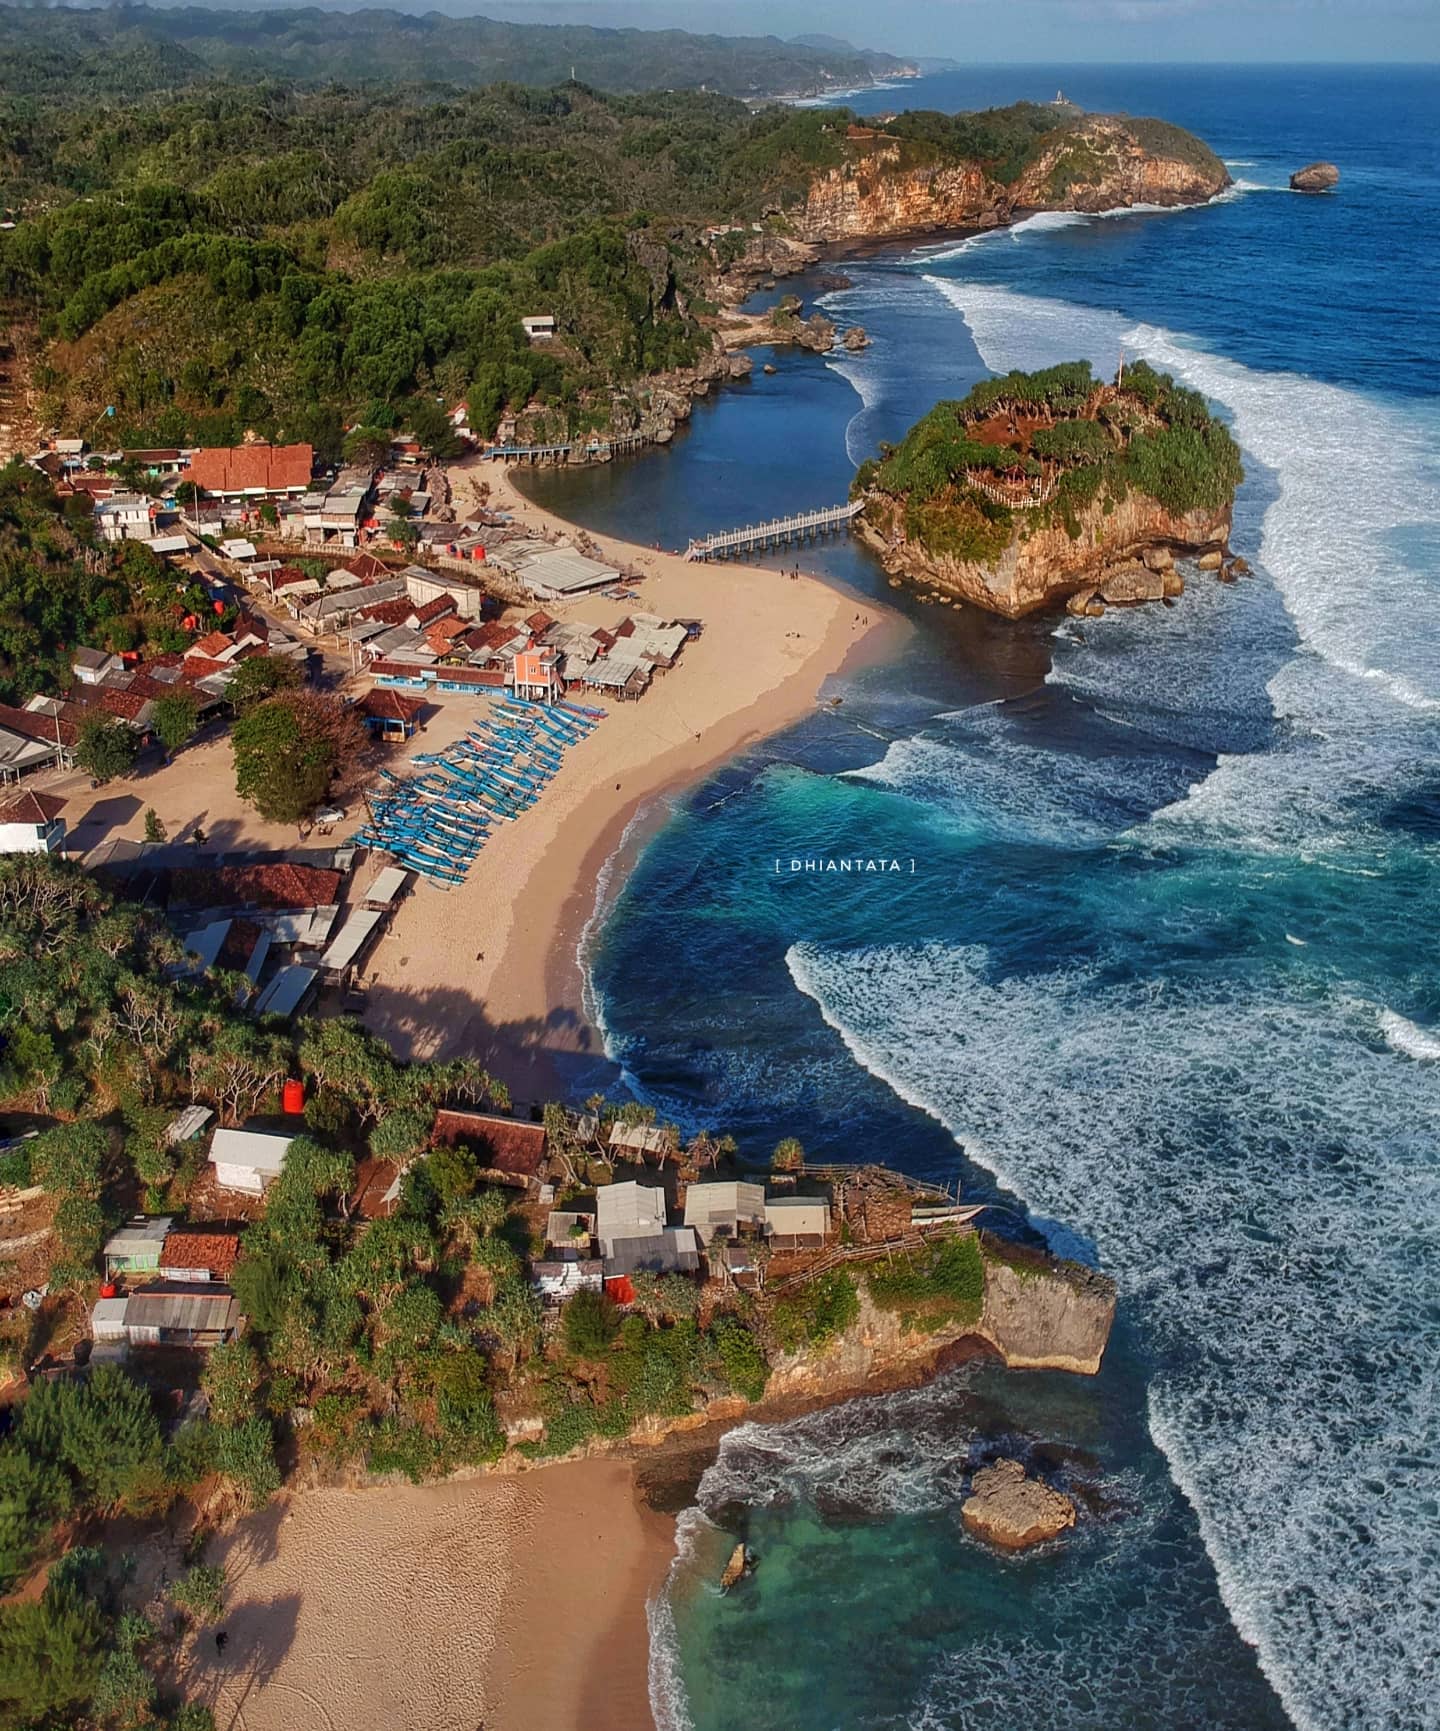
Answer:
[361,456,900,1103]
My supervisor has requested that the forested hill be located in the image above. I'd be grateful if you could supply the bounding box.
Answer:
[0,4,916,101]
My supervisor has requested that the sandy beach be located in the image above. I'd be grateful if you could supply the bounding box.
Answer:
[361,457,900,1102]
[197,1459,672,1731]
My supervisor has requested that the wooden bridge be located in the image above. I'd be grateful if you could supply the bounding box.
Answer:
[684,500,865,562]
[486,431,651,466]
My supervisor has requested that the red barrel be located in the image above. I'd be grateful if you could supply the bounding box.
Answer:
[282,1078,305,1115]
[99,1282,118,1300]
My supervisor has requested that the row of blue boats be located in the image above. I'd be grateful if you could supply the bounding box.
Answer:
[352,696,603,886]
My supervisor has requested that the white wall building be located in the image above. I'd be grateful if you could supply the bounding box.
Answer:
[0,790,66,855]
[209,1126,293,1195]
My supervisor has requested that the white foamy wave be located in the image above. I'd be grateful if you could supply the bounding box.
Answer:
[786,937,1440,1731]
[1379,1007,1440,1060]
[647,1506,709,1731]
[825,350,884,467]
[848,702,1188,847]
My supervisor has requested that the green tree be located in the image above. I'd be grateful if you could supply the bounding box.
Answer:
[231,690,362,824]
[342,426,392,469]
[0,1448,73,1591]
[151,687,200,758]
[17,1365,166,1511]
[142,807,167,844]
[202,1339,262,1428]
[168,1564,227,1629]
[74,714,139,783]
[0,1589,105,1724]
[225,653,302,711]
[771,1136,805,1174]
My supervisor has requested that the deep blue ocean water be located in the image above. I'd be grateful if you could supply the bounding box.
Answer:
[522,65,1440,1731]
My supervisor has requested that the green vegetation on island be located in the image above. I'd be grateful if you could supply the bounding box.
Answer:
[855,359,1244,564]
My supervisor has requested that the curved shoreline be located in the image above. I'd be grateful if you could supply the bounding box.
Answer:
[361,456,905,1105]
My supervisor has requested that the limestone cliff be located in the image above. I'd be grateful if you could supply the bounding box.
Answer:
[860,486,1231,618]
[765,1248,1116,1399]
[793,115,1228,246]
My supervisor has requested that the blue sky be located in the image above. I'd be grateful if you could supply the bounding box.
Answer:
[471,1,1440,62]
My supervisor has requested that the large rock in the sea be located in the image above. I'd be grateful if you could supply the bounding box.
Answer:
[842,325,871,351]
[962,1458,1076,1550]
[975,1250,1116,1374]
[1290,162,1339,193]
[720,1542,749,1590]
[1099,564,1165,605]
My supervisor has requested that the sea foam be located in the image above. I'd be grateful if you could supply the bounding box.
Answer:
[785,939,1440,1731]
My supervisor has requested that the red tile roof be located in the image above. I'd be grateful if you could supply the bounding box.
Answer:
[169,863,341,910]
[271,566,312,591]
[180,657,233,681]
[360,689,425,723]
[0,790,66,826]
[432,1109,546,1179]
[159,1229,240,1280]
[99,689,151,723]
[409,597,455,626]
[434,666,506,688]
[0,703,76,748]
[187,444,313,496]
[189,631,234,660]
[525,611,557,633]
[344,553,391,582]
[216,917,266,971]
[358,598,412,627]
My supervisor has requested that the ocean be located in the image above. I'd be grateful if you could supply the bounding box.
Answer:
[520,64,1440,1731]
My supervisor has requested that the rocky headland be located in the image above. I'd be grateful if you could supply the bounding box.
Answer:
[855,358,1243,617]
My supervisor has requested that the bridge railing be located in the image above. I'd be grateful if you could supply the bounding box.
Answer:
[685,500,863,561]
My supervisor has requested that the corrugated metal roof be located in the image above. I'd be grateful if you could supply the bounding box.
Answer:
[209,1127,292,1174]
[165,1105,213,1145]
[595,1180,667,1255]
[252,964,317,1019]
[104,1216,173,1255]
[605,1227,700,1278]
[125,1283,238,1334]
[365,866,410,906]
[318,907,384,972]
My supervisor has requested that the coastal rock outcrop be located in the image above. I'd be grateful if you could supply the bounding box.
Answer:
[961,1458,1077,1550]
[861,487,1231,619]
[794,116,1227,246]
[975,1249,1117,1375]
[1290,161,1340,193]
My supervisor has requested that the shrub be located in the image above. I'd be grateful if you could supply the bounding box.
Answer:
[169,1564,227,1628]
[770,1269,858,1353]
[562,1288,619,1359]
[711,1315,769,1402]
[866,1232,986,1329]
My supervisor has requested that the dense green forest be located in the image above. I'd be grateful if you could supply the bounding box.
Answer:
[856,360,1244,561]
[0,5,911,102]
[0,72,885,448]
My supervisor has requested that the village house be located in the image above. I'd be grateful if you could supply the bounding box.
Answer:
[95,493,154,543]
[0,790,67,855]
[594,1178,667,1259]
[71,646,123,686]
[511,646,563,704]
[209,1126,293,1196]
[432,1109,548,1190]
[0,703,74,779]
[764,1193,832,1249]
[103,1216,173,1280]
[683,1181,767,1247]
[359,687,426,741]
[158,1227,241,1283]
[532,1259,604,1304]
[186,443,314,502]
[114,1284,241,1348]
[521,314,557,342]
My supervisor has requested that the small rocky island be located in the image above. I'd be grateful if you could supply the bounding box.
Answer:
[853,360,1243,617]
[962,1458,1078,1551]
[1290,161,1340,192]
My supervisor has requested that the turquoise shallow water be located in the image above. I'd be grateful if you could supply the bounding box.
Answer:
[524,64,1440,1731]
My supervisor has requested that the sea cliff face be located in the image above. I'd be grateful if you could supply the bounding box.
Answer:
[861,487,1232,618]
[793,117,1228,245]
